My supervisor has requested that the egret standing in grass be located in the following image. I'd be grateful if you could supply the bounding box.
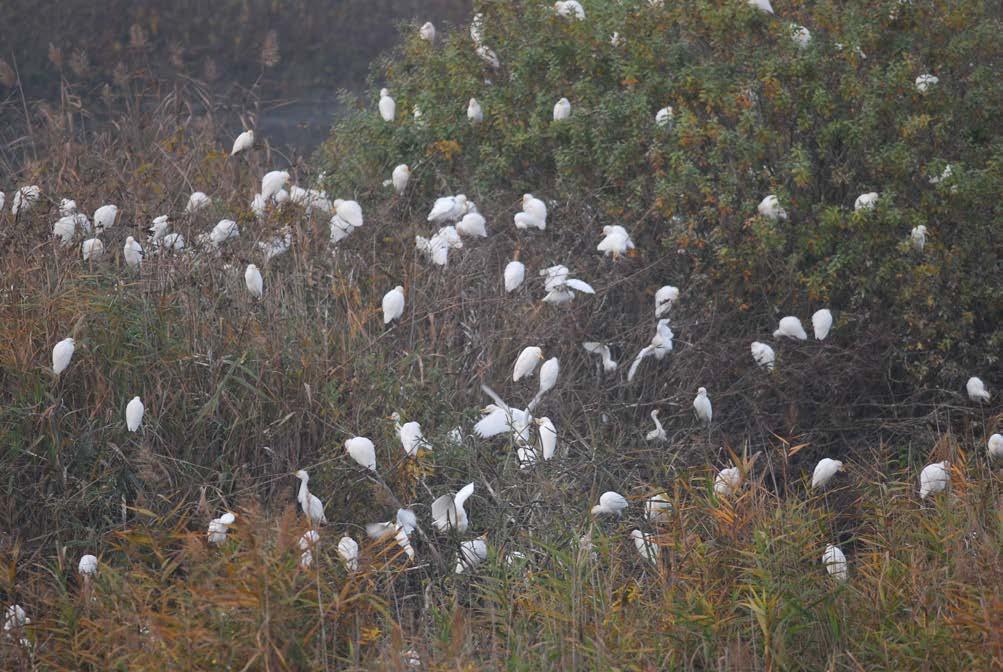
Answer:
[419,21,436,42]
[811,458,843,489]
[78,554,98,578]
[693,387,712,425]
[379,89,396,122]
[591,491,628,516]
[468,98,483,123]
[126,396,144,432]
[294,470,327,527]
[812,309,833,340]
[966,376,990,403]
[822,544,847,581]
[392,164,411,195]
[245,264,263,298]
[553,98,571,121]
[714,467,741,497]
[631,529,659,564]
[207,512,236,545]
[52,337,75,375]
[94,204,118,233]
[919,461,950,499]
[646,410,666,442]
[337,536,359,571]
[231,129,254,156]
[123,237,143,268]
[432,483,475,533]
[382,286,405,324]
[456,538,488,574]
[504,261,526,292]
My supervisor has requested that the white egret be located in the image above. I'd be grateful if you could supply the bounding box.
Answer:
[655,106,674,127]
[333,199,363,229]
[11,186,40,215]
[854,192,878,211]
[294,470,327,526]
[627,319,674,382]
[714,467,741,496]
[456,538,488,574]
[597,225,635,258]
[514,193,548,230]
[750,341,776,370]
[4,604,29,631]
[773,316,807,340]
[415,233,451,267]
[537,357,560,396]
[966,376,990,403]
[504,261,526,292]
[811,458,843,489]
[540,264,594,304]
[258,229,290,261]
[822,544,847,581]
[345,436,377,471]
[432,482,475,533]
[0,192,5,212]
[231,129,254,156]
[245,264,263,298]
[379,88,396,122]
[457,212,488,238]
[476,45,500,69]
[591,491,628,516]
[392,164,411,195]
[553,97,571,121]
[82,238,105,261]
[693,387,712,425]
[123,236,144,268]
[337,536,359,571]
[210,219,239,246]
[915,74,938,93]
[391,413,426,457]
[161,233,185,252]
[467,98,483,123]
[790,24,811,49]
[910,225,927,251]
[207,512,236,545]
[419,21,436,42]
[126,396,144,432]
[382,286,405,324]
[427,195,468,223]
[474,385,533,444]
[78,554,98,577]
[747,0,774,14]
[149,215,169,242]
[250,193,267,219]
[470,12,484,45]
[517,445,539,469]
[583,342,618,372]
[987,434,1003,460]
[52,215,79,244]
[513,346,544,381]
[274,188,290,204]
[366,509,416,560]
[186,191,211,214]
[59,198,77,216]
[94,204,118,232]
[555,1,585,19]
[757,195,787,220]
[655,285,679,317]
[536,417,557,460]
[646,410,666,442]
[645,493,672,523]
[631,529,659,564]
[261,170,289,202]
[812,309,833,340]
[919,461,950,499]
[52,337,75,375]
[299,529,320,553]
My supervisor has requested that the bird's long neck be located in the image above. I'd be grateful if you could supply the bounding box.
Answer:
[297,478,309,504]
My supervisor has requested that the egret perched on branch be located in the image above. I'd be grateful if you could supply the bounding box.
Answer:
[207,512,236,545]
[631,530,659,564]
[646,410,666,442]
[537,357,559,396]
[988,434,1003,460]
[645,493,672,523]
[294,470,327,526]
[514,194,548,230]
[149,215,169,243]
[966,377,990,403]
[714,467,741,497]
[655,106,674,127]
[747,0,774,14]
[773,316,807,340]
[52,337,75,375]
[82,238,104,261]
[654,285,679,317]
[553,97,571,121]
[345,437,377,471]
[757,195,787,220]
[822,544,847,581]
[919,461,950,499]
[11,186,40,215]
[261,171,289,202]
[468,98,483,123]
[94,204,118,233]
[419,21,436,42]
[210,219,239,246]
[456,538,488,574]
[123,237,144,268]
[126,396,144,432]
[812,309,833,340]
[811,458,843,489]
[597,225,634,258]
[367,509,417,559]
[627,319,673,382]
[854,192,878,211]
[298,530,320,569]
[432,483,475,533]
[457,212,487,238]
[536,417,557,460]
[540,264,594,304]
[231,129,254,156]
[337,536,359,571]
[910,225,926,252]
[513,346,544,381]
[59,199,77,216]
[392,164,410,195]
[78,554,98,577]
[750,341,775,370]
[591,491,628,516]
[583,342,618,373]
[378,89,396,121]
[383,286,405,324]
[427,194,468,224]
[474,385,533,444]
[391,412,426,457]
[504,261,526,292]
[693,387,712,425]
[245,264,263,298]
[186,191,211,214]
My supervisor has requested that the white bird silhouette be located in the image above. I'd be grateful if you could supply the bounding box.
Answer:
[0,192,5,213]
[774,316,807,340]
[655,106,674,127]
[432,482,475,533]
[646,410,667,441]
[391,412,426,458]
[514,193,548,230]
[231,129,254,156]
[514,346,544,381]
[504,260,526,292]
[693,387,712,425]
[854,192,878,211]
[261,171,290,202]
[11,186,40,215]
[337,536,359,571]
[126,396,144,432]
[52,215,81,244]
[532,357,559,406]
[210,219,239,246]
[966,377,990,403]
[207,512,236,545]
[415,232,452,267]
[94,204,118,233]
[382,286,405,324]
[52,337,75,375]
[82,238,105,261]
[645,493,672,523]
[366,509,416,559]
[987,434,1003,460]
[750,341,775,370]
[915,74,939,93]
[186,191,211,214]
[919,461,950,499]
[427,195,468,224]
[655,285,679,317]
[78,554,98,577]
[597,225,635,258]
[812,309,833,340]
[467,98,483,123]
[379,88,396,122]
[822,544,847,581]
[455,538,488,574]
[3,604,28,632]
[811,458,844,489]
[298,530,319,569]
[540,264,594,304]
[59,198,77,216]
[294,470,327,526]
[790,24,811,48]
[631,529,659,564]
[627,319,674,382]
[123,237,144,268]
[714,467,742,496]
[392,164,411,195]
[245,264,263,298]
[476,45,500,69]
[470,13,484,45]
[345,436,377,471]
[591,491,628,516]
[757,195,787,220]
[148,215,169,242]
[747,0,774,14]
[910,225,927,251]
[554,1,585,19]
[582,341,618,372]
[457,212,488,238]
[553,97,571,121]
[419,21,436,42]
[474,385,533,444]
[536,417,557,460]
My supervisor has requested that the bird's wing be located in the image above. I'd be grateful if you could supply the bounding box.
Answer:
[627,346,653,382]
[396,508,417,534]
[455,482,475,508]
[566,278,595,294]
[480,384,510,412]
[582,341,603,353]
[431,494,455,531]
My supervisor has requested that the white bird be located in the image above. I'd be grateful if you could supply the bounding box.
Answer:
[504,261,526,292]
[59,198,77,216]
[207,512,236,545]
[467,98,483,123]
[910,225,927,251]
[294,470,327,526]
[812,309,833,340]
[11,186,40,215]
[811,458,844,489]
[854,192,878,211]
[245,264,263,298]
[415,233,452,267]
[337,536,359,571]
[987,434,1003,460]
[257,229,291,261]
[470,12,484,45]
[366,509,416,559]
[514,193,548,230]
[597,225,635,258]
[250,193,267,219]
[627,319,674,382]
[52,215,80,244]
[149,215,170,242]
[790,24,811,49]
[537,357,560,396]
[554,1,585,19]
[757,195,787,221]
[345,436,377,471]
[3,604,28,632]
[773,316,807,340]
[553,97,571,121]
[427,195,468,223]
[631,529,659,564]
[655,106,674,127]
[536,417,557,460]
[540,264,594,304]
[76,554,97,579]
[714,467,742,496]
[419,21,436,42]
[517,445,539,469]
[583,341,618,372]
[123,236,144,268]
[210,219,239,246]
[919,461,950,499]
[456,538,488,574]
[457,212,488,238]
[52,337,75,375]
[126,396,144,432]
[966,376,990,403]
[822,544,848,581]
[273,188,290,204]
[261,171,290,202]
[432,482,475,533]
[750,341,776,370]
[513,346,544,381]
[693,387,712,425]
[186,191,211,214]
[332,199,363,229]
[474,386,533,444]
[94,204,118,233]
[592,491,628,516]
[298,530,320,553]
[915,74,939,93]
[645,493,672,523]
[392,164,411,195]
[391,413,426,458]
[646,410,666,441]
[654,285,679,317]
[0,192,5,213]
[82,238,105,261]
[379,88,396,122]
[161,233,185,252]
[231,129,254,156]
[747,0,774,14]
[476,45,500,69]
[382,286,405,324]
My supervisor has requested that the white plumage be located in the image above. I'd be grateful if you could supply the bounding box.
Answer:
[261,171,290,202]
[812,309,833,340]
[554,1,585,19]
[540,264,594,304]
[333,199,363,229]
[790,23,811,49]
[591,491,628,516]
[988,434,1003,460]
[750,341,775,370]
[966,376,990,403]
[476,45,500,69]
[537,357,560,395]
[52,337,75,375]
[59,198,77,216]
[811,458,843,489]
[207,512,236,545]
[757,195,787,220]
[654,285,679,317]
[186,191,211,213]
[473,386,533,444]
[294,470,327,526]
[646,410,666,442]
[467,98,483,123]
[910,225,927,251]
[504,261,526,292]
[11,186,40,215]
[536,417,557,460]
[747,0,774,14]
[513,346,544,381]
[231,129,254,156]
[432,482,475,533]
[457,212,488,238]
[337,536,360,571]
[392,164,411,195]
[714,467,742,497]
[514,193,548,230]
[456,538,488,574]
[693,387,712,425]
[773,316,807,340]
[645,493,672,523]
[345,436,377,471]
[631,529,659,564]
[427,195,468,224]
[379,88,396,122]
[82,238,105,261]
[915,74,939,93]
[627,319,674,381]
[655,106,674,127]
[94,204,118,232]
[854,192,878,211]
[78,554,98,577]
[919,461,950,499]
[822,544,848,581]
[392,412,426,457]
[245,264,263,298]
[126,396,144,432]
[553,97,571,121]
[419,21,436,42]
[210,219,239,246]
[123,237,144,268]
[597,225,635,258]
[583,341,618,372]
[382,286,405,324]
